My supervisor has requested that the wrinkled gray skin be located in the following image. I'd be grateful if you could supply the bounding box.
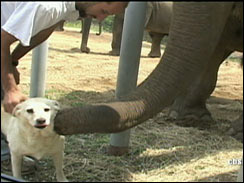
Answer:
[110,2,173,57]
[54,2,243,144]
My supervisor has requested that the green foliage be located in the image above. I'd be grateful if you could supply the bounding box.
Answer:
[227,54,243,63]
[64,16,115,33]
[101,15,115,33]
[64,20,82,29]
[91,15,115,33]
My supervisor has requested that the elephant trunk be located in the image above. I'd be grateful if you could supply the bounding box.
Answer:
[54,3,233,135]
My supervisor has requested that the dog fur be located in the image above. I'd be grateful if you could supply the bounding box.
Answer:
[1,98,68,182]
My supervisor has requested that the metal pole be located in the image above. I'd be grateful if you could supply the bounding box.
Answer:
[237,158,243,182]
[30,41,48,97]
[108,2,147,155]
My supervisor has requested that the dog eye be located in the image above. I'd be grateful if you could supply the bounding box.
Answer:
[44,108,50,112]
[26,109,34,113]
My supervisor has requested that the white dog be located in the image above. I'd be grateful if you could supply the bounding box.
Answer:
[1,98,68,182]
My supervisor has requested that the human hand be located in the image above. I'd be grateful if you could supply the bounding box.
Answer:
[3,90,28,114]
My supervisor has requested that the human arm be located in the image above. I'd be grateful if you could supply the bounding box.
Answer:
[1,21,64,113]
[1,30,27,113]
[11,21,65,63]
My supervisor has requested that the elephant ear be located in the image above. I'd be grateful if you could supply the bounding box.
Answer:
[144,2,153,28]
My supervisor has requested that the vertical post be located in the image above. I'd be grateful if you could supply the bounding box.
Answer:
[237,159,243,182]
[108,2,147,156]
[30,41,48,97]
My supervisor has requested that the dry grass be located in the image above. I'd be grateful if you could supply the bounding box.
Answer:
[5,27,243,182]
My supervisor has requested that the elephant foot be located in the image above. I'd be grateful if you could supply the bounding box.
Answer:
[168,107,214,129]
[80,46,90,53]
[227,114,243,143]
[106,145,129,156]
[169,108,213,121]
[109,50,120,56]
[148,52,161,58]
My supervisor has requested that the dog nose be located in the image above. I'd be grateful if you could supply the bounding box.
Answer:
[36,118,46,124]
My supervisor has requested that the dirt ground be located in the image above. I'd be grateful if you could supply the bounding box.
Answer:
[8,28,243,182]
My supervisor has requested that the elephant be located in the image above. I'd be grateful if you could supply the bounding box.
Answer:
[78,18,103,53]
[80,17,92,53]
[110,2,173,58]
[108,13,125,56]
[54,2,243,140]
[145,2,173,58]
[54,18,102,53]
[80,14,124,54]
[55,21,65,31]
[81,2,173,58]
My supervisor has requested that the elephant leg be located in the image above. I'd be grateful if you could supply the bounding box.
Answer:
[227,57,243,143]
[55,21,65,31]
[80,19,83,33]
[169,49,233,123]
[96,22,102,36]
[109,13,124,56]
[80,17,92,53]
[148,32,165,58]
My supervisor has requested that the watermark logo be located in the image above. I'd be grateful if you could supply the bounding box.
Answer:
[228,159,243,165]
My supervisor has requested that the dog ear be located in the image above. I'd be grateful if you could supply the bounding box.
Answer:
[42,98,60,111]
[12,105,21,117]
[47,100,60,111]
[52,101,60,111]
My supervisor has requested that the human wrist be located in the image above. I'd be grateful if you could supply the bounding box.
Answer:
[4,86,20,93]
[2,78,20,93]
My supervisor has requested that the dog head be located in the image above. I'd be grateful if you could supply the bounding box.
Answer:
[13,98,60,129]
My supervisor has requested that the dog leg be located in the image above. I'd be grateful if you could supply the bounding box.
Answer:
[52,151,68,182]
[11,152,23,179]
